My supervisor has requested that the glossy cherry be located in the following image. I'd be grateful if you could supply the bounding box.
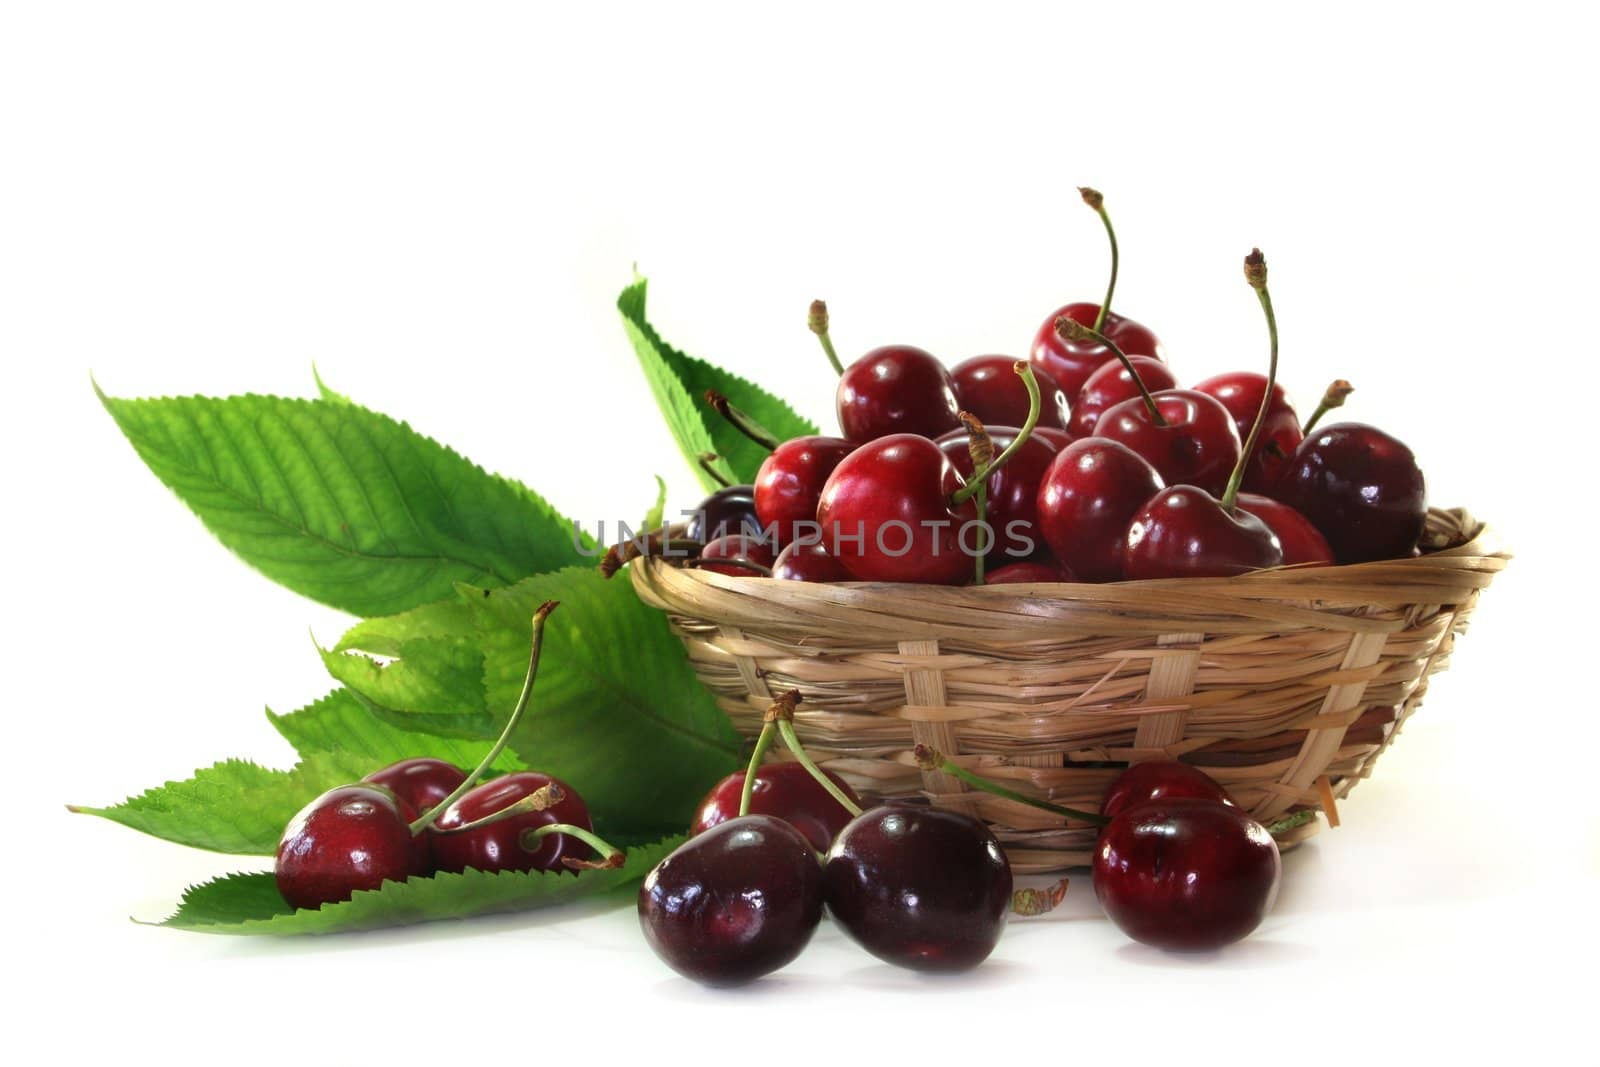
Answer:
[1092,799,1281,951]
[1194,372,1302,493]
[1072,355,1177,438]
[824,804,1012,972]
[836,345,962,442]
[1236,493,1334,566]
[936,425,1059,565]
[431,771,594,874]
[638,814,825,986]
[1032,303,1164,400]
[771,540,852,582]
[686,484,760,543]
[696,533,778,576]
[951,355,1071,431]
[275,784,430,910]
[754,435,855,546]
[1124,486,1284,579]
[984,558,1076,584]
[691,760,861,852]
[816,433,978,584]
[362,757,467,817]
[1094,390,1242,497]
[1274,422,1427,563]
[1100,760,1238,822]
[1035,438,1165,582]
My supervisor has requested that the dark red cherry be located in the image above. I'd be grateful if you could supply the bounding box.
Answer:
[1036,438,1165,582]
[362,758,467,817]
[1236,493,1334,567]
[638,814,825,986]
[771,540,852,582]
[1030,302,1164,398]
[691,761,861,852]
[1092,799,1281,951]
[1072,355,1178,438]
[823,805,1012,972]
[1274,422,1427,563]
[816,434,978,585]
[984,558,1075,583]
[754,436,855,547]
[1193,372,1302,493]
[1124,486,1284,580]
[431,772,593,874]
[1094,390,1242,497]
[697,533,778,576]
[936,426,1059,566]
[275,784,429,910]
[1101,761,1237,822]
[950,355,1071,431]
[686,484,760,543]
[836,345,962,443]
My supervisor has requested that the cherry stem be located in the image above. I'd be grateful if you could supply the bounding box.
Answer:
[1221,248,1278,513]
[763,689,864,818]
[738,721,779,818]
[409,602,559,834]
[809,299,845,376]
[1055,317,1167,427]
[1079,186,1119,332]
[1301,379,1353,436]
[520,823,627,869]
[960,412,994,586]
[430,782,565,835]
[705,390,780,451]
[599,535,703,579]
[697,452,733,488]
[913,744,1108,826]
[950,362,1041,506]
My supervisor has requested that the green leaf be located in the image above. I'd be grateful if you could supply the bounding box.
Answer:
[267,688,519,773]
[618,276,818,489]
[319,635,487,719]
[69,751,376,855]
[96,386,591,616]
[155,836,680,935]
[642,474,668,532]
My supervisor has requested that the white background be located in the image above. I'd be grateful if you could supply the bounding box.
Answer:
[3,2,1595,1064]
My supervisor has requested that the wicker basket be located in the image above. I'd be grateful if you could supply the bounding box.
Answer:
[630,507,1507,873]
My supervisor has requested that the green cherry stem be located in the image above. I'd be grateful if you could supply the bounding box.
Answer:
[809,299,846,376]
[522,824,627,870]
[764,690,864,818]
[950,362,1041,506]
[914,744,1107,826]
[705,390,780,451]
[1079,187,1119,332]
[697,452,734,488]
[1055,317,1168,427]
[1301,379,1354,436]
[408,601,559,835]
[738,721,780,818]
[1220,248,1278,513]
[959,412,995,586]
[429,782,565,835]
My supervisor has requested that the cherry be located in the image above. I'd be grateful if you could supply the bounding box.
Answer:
[1273,422,1427,563]
[1092,799,1281,951]
[1193,372,1302,493]
[431,772,597,874]
[836,345,962,442]
[1030,426,1076,452]
[771,539,852,582]
[951,355,1071,431]
[1072,355,1177,438]
[691,760,861,852]
[984,558,1076,583]
[1100,760,1237,822]
[816,433,978,584]
[362,757,467,816]
[638,814,825,986]
[1035,438,1165,582]
[275,784,430,910]
[695,533,778,577]
[1093,390,1242,497]
[936,425,1059,566]
[686,484,760,543]
[823,804,1012,972]
[1236,492,1334,566]
[754,435,855,546]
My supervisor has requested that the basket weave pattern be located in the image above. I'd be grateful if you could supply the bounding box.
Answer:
[632,508,1507,873]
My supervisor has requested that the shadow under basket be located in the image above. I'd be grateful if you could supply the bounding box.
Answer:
[631,507,1508,874]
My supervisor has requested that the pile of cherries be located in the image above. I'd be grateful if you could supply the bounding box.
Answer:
[275,603,625,910]
[639,690,1286,985]
[651,188,1428,587]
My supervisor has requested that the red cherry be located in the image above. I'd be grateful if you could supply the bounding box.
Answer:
[691,761,862,852]
[771,539,852,582]
[1093,389,1242,497]
[431,772,595,874]
[836,345,962,442]
[754,436,855,547]
[950,355,1071,431]
[697,533,778,577]
[275,784,430,910]
[1100,761,1237,822]
[1273,422,1427,563]
[983,559,1075,583]
[1124,485,1284,580]
[362,758,467,816]
[1236,493,1334,566]
[936,425,1059,566]
[1036,438,1165,582]
[1030,302,1164,398]
[1092,799,1281,951]
[1193,372,1302,493]
[1072,355,1177,438]
[816,434,978,584]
